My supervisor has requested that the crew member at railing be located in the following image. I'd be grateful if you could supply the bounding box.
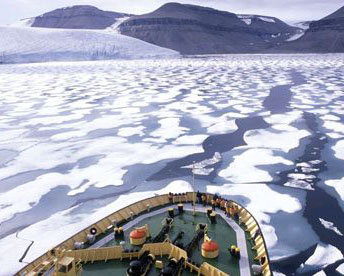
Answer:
[211,199,216,210]
[168,192,173,203]
[220,199,226,210]
[201,194,207,206]
[196,191,202,203]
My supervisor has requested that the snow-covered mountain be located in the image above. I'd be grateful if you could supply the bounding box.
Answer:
[0,26,179,64]
[30,5,131,29]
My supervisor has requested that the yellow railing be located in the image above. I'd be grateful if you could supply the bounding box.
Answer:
[199,263,229,276]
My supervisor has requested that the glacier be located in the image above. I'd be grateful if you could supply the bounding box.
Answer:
[0,26,179,64]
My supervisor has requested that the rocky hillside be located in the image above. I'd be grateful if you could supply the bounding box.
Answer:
[31,5,130,29]
[118,3,300,54]
[237,14,302,43]
[275,6,344,52]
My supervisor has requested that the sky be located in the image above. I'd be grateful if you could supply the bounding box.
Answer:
[0,0,343,25]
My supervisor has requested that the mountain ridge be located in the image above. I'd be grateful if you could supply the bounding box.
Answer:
[8,3,344,54]
[118,2,300,54]
[31,5,131,29]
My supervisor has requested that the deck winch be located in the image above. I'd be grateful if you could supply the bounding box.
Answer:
[127,250,155,276]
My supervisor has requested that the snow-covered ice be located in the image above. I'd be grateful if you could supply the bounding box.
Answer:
[182,152,222,176]
[1,54,344,274]
[219,148,293,183]
[337,263,344,274]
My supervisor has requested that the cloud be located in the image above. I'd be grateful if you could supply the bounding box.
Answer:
[0,0,343,25]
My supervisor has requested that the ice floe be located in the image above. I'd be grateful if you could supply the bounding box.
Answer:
[297,243,343,273]
[337,263,344,274]
[244,126,310,153]
[151,118,187,140]
[313,271,326,276]
[173,134,208,145]
[219,148,293,183]
[284,179,314,191]
[319,218,343,236]
[333,140,344,160]
[182,152,222,176]
[117,126,145,137]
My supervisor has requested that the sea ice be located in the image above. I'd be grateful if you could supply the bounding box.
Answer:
[219,148,293,183]
[1,54,344,275]
[297,243,343,273]
[319,218,343,236]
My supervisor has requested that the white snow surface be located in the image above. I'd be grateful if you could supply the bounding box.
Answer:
[337,263,344,274]
[0,26,179,63]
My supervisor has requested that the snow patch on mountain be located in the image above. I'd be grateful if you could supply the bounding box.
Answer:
[258,16,276,23]
[237,15,252,25]
[237,14,276,24]
[292,21,312,30]
[286,31,305,41]
[106,17,130,33]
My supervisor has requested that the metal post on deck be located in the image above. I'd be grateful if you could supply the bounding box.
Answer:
[192,161,196,216]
